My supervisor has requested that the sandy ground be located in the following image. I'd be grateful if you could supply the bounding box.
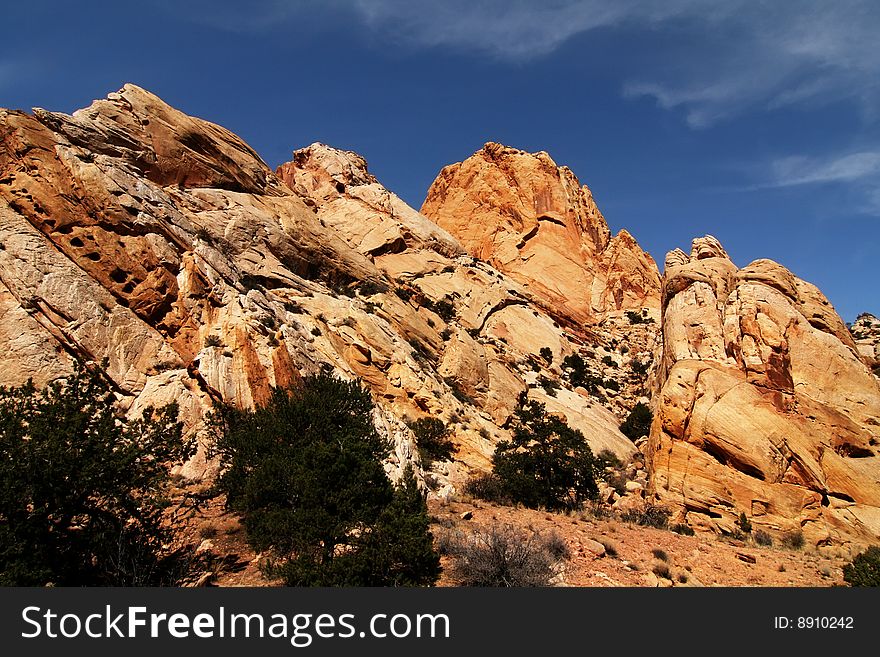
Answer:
[178,491,850,587]
[429,498,849,587]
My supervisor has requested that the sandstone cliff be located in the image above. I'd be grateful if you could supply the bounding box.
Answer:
[420,142,661,325]
[0,86,639,493]
[648,236,880,549]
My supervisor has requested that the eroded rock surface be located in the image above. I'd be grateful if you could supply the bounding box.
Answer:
[649,236,880,548]
[0,86,639,490]
[420,142,661,325]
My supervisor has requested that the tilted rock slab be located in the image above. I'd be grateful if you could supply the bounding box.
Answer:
[649,236,880,549]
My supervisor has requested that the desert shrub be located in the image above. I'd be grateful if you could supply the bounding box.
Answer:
[625,310,645,325]
[620,504,671,529]
[561,353,592,388]
[652,548,669,562]
[780,529,805,550]
[652,562,671,579]
[595,448,628,497]
[603,378,621,391]
[671,523,695,536]
[619,402,653,442]
[538,375,560,397]
[737,512,752,534]
[539,347,553,364]
[754,529,773,546]
[409,417,456,466]
[357,280,389,296]
[394,287,414,302]
[432,299,457,322]
[492,395,599,511]
[464,473,510,505]
[0,360,195,586]
[601,355,618,368]
[543,531,571,561]
[310,326,321,337]
[631,359,650,377]
[598,538,619,558]
[596,448,623,470]
[199,524,219,539]
[408,338,432,364]
[448,525,567,587]
[204,334,223,347]
[210,375,440,587]
[843,546,880,587]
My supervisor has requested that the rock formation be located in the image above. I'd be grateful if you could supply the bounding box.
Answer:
[0,85,639,492]
[420,142,661,325]
[6,85,875,550]
[850,312,880,375]
[648,236,880,549]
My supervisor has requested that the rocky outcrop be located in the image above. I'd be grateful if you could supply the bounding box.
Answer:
[0,85,639,491]
[648,236,880,549]
[277,143,461,259]
[420,142,661,325]
[851,312,880,375]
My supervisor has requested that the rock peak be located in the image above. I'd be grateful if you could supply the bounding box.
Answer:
[421,144,660,322]
[690,235,730,261]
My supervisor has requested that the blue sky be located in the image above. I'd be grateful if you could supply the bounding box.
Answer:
[2,0,878,320]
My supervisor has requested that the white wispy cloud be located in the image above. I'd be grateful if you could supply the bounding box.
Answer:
[769,152,880,188]
[743,150,880,216]
[628,2,880,127]
[347,0,880,128]
[165,1,880,129]
[351,0,697,59]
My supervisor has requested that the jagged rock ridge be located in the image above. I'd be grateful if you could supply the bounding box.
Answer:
[0,85,643,494]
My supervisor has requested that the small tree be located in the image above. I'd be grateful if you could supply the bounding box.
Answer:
[211,374,440,586]
[539,347,553,364]
[843,546,880,587]
[561,353,603,393]
[0,361,194,586]
[492,394,598,511]
[408,417,455,466]
[620,402,653,441]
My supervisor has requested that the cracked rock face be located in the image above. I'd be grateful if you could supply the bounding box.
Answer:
[420,142,661,325]
[649,236,880,548]
[0,85,640,489]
